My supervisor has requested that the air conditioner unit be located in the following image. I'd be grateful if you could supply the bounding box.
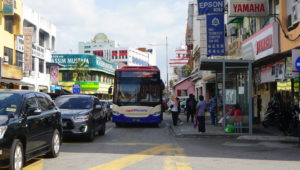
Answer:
[292,1,300,25]
[3,56,9,64]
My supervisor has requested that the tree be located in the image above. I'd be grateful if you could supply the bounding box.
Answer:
[184,65,192,77]
[169,80,174,87]
[73,61,89,82]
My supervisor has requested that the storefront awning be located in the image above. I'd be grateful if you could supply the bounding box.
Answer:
[0,78,32,86]
[200,58,253,72]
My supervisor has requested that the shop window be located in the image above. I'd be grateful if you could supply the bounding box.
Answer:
[84,50,90,53]
[4,47,13,65]
[32,57,35,71]
[39,59,44,73]
[182,90,188,97]
[16,51,23,68]
[62,72,73,81]
[4,16,13,33]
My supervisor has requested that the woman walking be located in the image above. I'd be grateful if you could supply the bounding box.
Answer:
[168,96,179,126]
[196,95,206,133]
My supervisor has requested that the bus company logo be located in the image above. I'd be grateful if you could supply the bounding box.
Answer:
[126,109,148,113]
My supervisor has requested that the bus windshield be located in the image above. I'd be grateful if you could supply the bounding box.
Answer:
[115,79,161,105]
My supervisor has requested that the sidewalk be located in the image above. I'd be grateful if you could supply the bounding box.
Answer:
[167,113,300,144]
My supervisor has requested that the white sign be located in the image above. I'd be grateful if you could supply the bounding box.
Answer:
[229,0,269,17]
[225,89,236,105]
[242,22,279,61]
[238,87,244,95]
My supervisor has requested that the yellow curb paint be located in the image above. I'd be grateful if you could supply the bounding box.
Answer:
[164,146,193,170]
[23,159,44,170]
[88,144,173,170]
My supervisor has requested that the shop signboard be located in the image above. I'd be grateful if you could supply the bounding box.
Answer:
[260,60,285,84]
[76,82,99,90]
[3,0,14,16]
[242,22,279,61]
[206,14,225,56]
[197,0,224,15]
[292,49,300,72]
[23,27,34,72]
[52,54,117,74]
[228,0,269,17]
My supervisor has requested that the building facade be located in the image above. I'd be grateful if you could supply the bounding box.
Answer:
[17,5,57,92]
[79,33,157,66]
[52,54,117,99]
[172,77,195,100]
[0,0,23,90]
[169,45,190,84]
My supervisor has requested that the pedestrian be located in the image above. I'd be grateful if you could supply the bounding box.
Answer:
[209,95,217,125]
[186,94,197,123]
[176,97,183,125]
[196,95,206,133]
[168,96,179,126]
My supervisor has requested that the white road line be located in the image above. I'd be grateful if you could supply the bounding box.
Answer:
[105,126,114,134]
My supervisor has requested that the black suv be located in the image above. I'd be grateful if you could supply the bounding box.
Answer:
[0,91,62,170]
[54,95,106,141]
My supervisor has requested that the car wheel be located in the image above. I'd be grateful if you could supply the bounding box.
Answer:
[87,124,95,141]
[99,122,106,136]
[9,139,24,170]
[45,129,61,158]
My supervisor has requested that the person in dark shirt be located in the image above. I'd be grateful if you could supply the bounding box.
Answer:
[186,94,197,123]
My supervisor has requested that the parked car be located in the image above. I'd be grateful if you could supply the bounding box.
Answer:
[55,95,106,141]
[0,91,62,170]
[99,100,112,121]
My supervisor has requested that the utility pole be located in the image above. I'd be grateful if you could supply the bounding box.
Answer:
[166,36,169,95]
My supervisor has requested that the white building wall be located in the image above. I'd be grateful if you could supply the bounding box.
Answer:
[19,6,57,92]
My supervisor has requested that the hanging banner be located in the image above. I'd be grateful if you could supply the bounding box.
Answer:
[206,14,225,56]
[23,27,34,72]
[197,0,224,15]
[3,0,14,16]
[228,0,269,17]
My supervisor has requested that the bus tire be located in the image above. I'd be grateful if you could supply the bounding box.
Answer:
[115,123,121,127]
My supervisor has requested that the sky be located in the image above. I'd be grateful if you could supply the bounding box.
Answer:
[23,0,188,82]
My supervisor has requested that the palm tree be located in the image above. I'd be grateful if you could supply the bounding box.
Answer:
[73,61,89,82]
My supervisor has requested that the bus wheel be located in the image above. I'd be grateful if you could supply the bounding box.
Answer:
[115,123,121,127]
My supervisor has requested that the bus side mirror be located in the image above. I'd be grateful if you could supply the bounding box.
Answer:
[108,86,112,94]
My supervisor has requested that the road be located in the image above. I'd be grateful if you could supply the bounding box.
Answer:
[21,116,300,170]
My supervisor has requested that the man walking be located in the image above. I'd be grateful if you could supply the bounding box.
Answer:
[186,94,197,123]
[196,95,206,133]
[168,96,179,126]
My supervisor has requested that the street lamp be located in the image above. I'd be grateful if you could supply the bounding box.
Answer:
[146,36,169,94]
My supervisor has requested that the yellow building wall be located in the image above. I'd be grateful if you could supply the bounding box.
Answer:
[280,0,300,52]
[0,0,23,67]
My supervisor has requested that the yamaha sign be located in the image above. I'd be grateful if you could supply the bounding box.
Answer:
[229,0,269,17]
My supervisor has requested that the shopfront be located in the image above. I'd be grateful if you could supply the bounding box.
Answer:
[200,59,253,134]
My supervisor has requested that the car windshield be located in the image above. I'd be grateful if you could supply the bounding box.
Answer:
[0,93,22,115]
[55,96,92,109]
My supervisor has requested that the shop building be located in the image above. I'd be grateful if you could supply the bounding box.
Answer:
[172,77,195,100]
[0,0,24,90]
[52,54,117,99]
[16,5,57,92]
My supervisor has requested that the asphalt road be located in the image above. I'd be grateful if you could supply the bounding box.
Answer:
[19,115,300,170]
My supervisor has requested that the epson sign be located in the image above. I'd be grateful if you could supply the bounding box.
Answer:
[198,0,224,15]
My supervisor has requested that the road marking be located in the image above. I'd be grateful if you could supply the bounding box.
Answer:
[100,142,168,146]
[88,144,173,170]
[23,159,44,170]
[105,126,114,134]
[164,146,192,170]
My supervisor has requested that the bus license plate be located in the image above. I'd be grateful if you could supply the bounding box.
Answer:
[132,119,140,122]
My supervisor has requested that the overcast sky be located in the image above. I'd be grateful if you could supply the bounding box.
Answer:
[23,0,188,82]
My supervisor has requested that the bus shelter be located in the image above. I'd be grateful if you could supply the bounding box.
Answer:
[200,58,253,134]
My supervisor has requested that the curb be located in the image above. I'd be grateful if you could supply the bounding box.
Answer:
[238,135,300,143]
[168,125,240,138]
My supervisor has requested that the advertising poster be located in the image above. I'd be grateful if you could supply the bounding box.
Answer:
[50,66,59,85]
[225,89,236,105]
[197,0,224,15]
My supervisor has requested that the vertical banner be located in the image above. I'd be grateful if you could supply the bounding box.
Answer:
[50,66,59,85]
[3,0,14,15]
[197,0,224,15]
[206,14,225,56]
[23,27,34,72]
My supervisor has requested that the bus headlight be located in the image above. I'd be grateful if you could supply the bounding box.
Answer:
[113,111,121,116]
[152,112,161,116]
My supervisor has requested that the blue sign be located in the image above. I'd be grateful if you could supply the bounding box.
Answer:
[197,0,224,15]
[51,85,62,91]
[206,14,225,56]
[72,85,81,94]
[295,57,300,72]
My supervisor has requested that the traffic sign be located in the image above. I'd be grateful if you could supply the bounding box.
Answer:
[295,57,300,72]
[72,85,81,94]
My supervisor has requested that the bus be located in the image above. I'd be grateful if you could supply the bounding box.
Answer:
[112,66,164,126]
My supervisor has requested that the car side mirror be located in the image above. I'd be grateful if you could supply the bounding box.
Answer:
[95,105,102,110]
[27,106,42,116]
